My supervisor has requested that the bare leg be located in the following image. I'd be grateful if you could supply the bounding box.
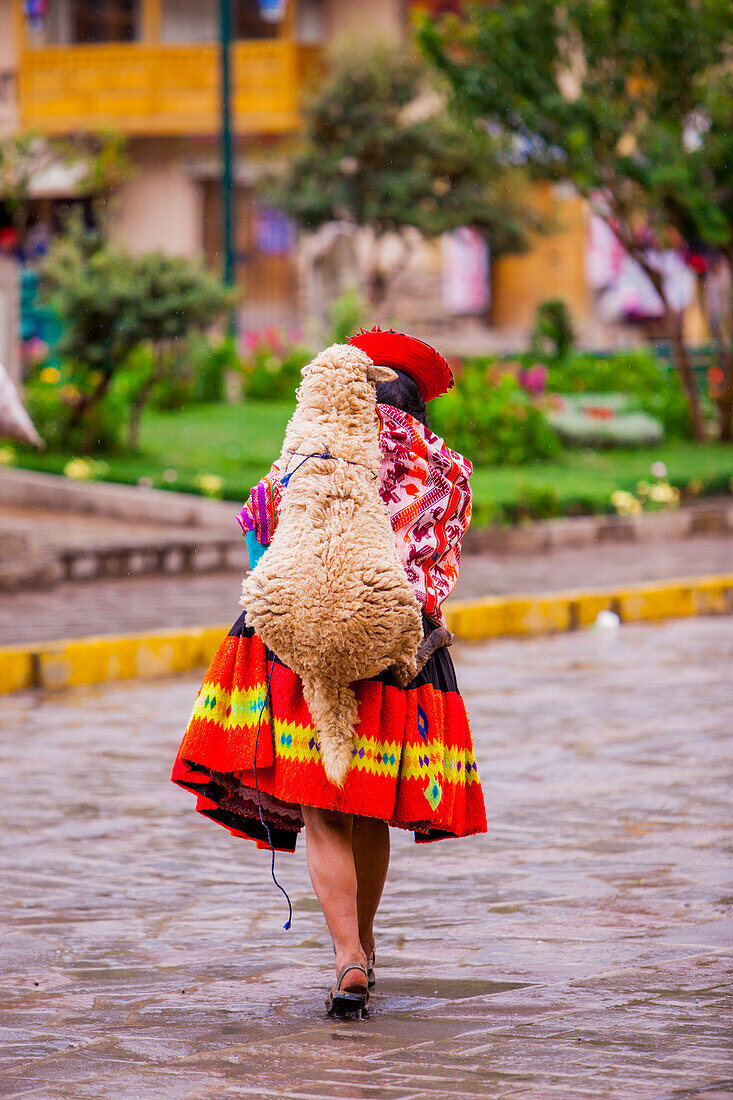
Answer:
[351,816,390,957]
[301,806,367,991]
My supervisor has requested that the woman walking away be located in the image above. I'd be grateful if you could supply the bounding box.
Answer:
[171,328,487,1018]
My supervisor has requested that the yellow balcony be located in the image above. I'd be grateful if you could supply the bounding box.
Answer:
[19,39,314,136]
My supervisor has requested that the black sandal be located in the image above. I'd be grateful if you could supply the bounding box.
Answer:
[325,961,370,1019]
[367,950,376,991]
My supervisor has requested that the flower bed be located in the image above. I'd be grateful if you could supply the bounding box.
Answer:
[545,393,664,448]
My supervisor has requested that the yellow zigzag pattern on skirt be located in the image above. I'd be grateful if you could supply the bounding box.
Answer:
[190,680,480,786]
[191,681,270,726]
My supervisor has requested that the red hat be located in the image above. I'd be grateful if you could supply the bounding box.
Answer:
[348,327,454,403]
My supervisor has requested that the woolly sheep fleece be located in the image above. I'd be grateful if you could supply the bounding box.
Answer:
[241,343,423,787]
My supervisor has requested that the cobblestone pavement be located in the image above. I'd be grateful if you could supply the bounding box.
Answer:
[1,617,731,1098]
[1,534,731,646]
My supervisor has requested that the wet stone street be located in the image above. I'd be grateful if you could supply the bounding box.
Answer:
[1,616,731,1099]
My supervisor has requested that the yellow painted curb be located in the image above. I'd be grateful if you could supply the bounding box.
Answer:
[0,624,229,695]
[0,649,34,694]
[444,574,733,639]
[1,575,731,695]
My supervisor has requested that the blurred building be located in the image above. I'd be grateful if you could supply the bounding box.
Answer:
[0,0,411,331]
[0,0,706,345]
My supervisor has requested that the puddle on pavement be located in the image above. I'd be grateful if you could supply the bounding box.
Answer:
[377,977,529,1000]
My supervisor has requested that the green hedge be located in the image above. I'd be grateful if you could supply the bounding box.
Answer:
[544,349,694,438]
[452,348,694,439]
[430,371,560,466]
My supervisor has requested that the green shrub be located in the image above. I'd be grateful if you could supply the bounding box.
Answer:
[24,360,128,453]
[455,348,693,439]
[515,482,563,521]
[327,289,369,344]
[191,335,239,404]
[545,393,665,448]
[139,334,240,411]
[545,350,691,437]
[430,370,560,466]
[37,219,233,452]
[241,334,311,401]
[531,299,575,360]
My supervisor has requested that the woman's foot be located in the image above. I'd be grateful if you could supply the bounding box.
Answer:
[335,950,368,994]
[326,961,370,1018]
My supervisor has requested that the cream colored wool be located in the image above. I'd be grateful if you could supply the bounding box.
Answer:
[241,343,423,787]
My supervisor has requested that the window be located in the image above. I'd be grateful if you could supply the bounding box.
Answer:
[234,0,279,40]
[72,0,140,43]
[38,0,141,44]
[160,0,281,44]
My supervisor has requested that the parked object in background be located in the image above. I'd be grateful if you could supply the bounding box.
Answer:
[546,394,664,448]
[455,347,692,439]
[432,345,693,471]
[0,361,43,447]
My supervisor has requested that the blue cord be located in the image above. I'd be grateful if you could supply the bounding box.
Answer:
[280,450,332,487]
[250,443,376,929]
[253,657,293,931]
[281,448,377,485]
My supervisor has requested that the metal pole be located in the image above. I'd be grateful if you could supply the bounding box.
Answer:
[219,0,235,288]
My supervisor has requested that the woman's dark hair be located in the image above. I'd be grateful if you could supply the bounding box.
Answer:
[374,368,428,426]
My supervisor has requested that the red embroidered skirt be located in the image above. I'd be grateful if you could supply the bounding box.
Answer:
[171,611,487,850]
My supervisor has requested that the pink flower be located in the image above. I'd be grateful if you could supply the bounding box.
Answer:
[520,363,548,395]
[241,330,261,352]
[24,337,48,364]
[265,326,282,353]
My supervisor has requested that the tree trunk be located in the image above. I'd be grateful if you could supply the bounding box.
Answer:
[634,251,705,442]
[715,332,733,442]
[127,362,161,451]
[603,216,708,442]
[709,251,733,443]
[65,372,114,452]
[667,310,707,443]
[718,384,733,442]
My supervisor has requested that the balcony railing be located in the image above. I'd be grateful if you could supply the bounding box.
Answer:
[19,40,314,135]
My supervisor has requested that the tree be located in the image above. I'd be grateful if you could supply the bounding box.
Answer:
[418,0,733,441]
[40,218,234,451]
[655,66,733,440]
[268,44,536,306]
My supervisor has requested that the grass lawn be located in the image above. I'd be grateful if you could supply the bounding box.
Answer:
[11,400,733,523]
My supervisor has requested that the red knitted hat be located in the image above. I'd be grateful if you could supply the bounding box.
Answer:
[348,327,454,403]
